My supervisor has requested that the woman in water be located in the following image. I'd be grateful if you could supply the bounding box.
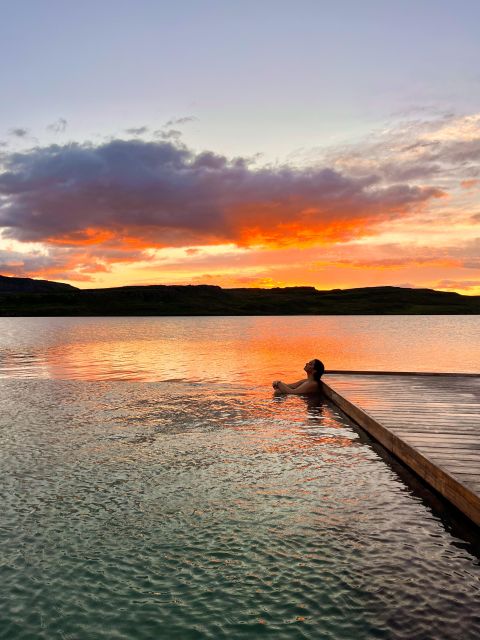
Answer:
[272,359,324,394]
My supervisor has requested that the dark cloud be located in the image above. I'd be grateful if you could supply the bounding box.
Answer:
[0,138,443,249]
[125,126,149,135]
[9,128,29,138]
[164,116,197,127]
[154,128,182,140]
[47,118,68,133]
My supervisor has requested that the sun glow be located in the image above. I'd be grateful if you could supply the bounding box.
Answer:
[1,110,479,295]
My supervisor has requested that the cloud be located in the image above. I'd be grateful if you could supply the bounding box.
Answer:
[0,138,444,252]
[125,126,149,136]
[47,118,68,134]
[8,128,29,138]
[461,179,479,189]
[144,238,479,277]
[164,116,197,127]
[0,241,153,282]
[320,113,480,187]
[153,128,182,140]
[1,112,478,288]
[0,247,68,278]
[435,279,480,291]
[314,238,480,271]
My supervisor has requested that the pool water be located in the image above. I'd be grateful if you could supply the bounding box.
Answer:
[1,379,479,639]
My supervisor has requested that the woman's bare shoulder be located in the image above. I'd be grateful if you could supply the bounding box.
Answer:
[289,378,308,388]
[297,380,320,392]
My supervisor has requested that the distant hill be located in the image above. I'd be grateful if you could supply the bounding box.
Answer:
[0,275,479,315]
[0,275,77,293]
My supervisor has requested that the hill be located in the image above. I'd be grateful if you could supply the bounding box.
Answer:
[0,275,479,315]
[0,275,77,293]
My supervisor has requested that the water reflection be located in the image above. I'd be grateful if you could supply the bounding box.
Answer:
[0,315,478,382]
[1,379,479,639]
[257,393,361,455]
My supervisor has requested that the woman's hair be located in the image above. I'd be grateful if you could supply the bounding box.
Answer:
[312,359,325,384]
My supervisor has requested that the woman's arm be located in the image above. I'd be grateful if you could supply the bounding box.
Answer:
[275,380,319,395]
[272,378,305,389]
[287,379,307,389]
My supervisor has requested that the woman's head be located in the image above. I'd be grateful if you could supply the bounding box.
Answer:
[304,358,325,383]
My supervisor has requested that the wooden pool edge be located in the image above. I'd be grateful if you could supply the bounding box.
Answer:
[321,380,480,528]
[325,370,480,377]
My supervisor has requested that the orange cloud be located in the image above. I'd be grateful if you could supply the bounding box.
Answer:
[47,227,116,246]
[319,257,462,270]
[460,179,479,189]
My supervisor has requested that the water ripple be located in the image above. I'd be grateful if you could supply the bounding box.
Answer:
[0,380,479,639]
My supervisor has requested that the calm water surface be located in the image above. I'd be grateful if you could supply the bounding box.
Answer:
[0,317,479,639]
[0,315,478,380]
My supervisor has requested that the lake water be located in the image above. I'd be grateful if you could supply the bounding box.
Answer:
[0,315,479,381]
[0,316,479,639]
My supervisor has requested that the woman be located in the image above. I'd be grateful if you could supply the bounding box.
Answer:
[272,359,325,394]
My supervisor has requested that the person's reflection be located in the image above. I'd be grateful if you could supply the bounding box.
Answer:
[303,392,326,420]
[272,387,356,450]
[273,389,325,418]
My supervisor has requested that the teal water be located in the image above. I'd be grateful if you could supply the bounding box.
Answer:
[0,317,479,639]
[1,379,479,639]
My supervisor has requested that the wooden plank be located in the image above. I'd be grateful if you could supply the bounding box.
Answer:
[363,410,479,417]
[392,428,479,434]
[436,454,480,462]
[416,443,480,450]
[394,431,479,436]
[326,370,480,377]
[420,442,480,454]
[427,454,480,462]
[400,438,480,445]
[441,467,480,475]
[322,374,480,527]
[400,435,479,441]
[450,475,480,485]
[394,430,479,436]
[459,482,480,491]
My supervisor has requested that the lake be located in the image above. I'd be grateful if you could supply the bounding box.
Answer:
[0,316,479,639]
[0,315,479,381]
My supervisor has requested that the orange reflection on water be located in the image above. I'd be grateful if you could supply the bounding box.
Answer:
[260,433,357,455]
[2,315,478,381]
[35,316,373,383]
[235,395,359,457]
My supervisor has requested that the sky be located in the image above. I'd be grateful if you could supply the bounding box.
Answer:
[0,0,479,293]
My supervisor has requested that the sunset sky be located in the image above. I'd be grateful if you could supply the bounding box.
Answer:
[0,0,479,293]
